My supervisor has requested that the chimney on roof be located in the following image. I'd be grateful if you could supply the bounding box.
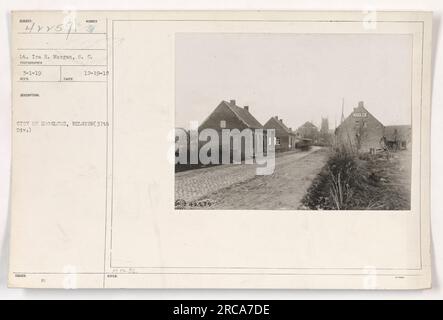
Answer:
[244,106,249,112]
[280,119,283,123]
[275,116,278,120]
[230,99,236,106]
[358,101,364,108]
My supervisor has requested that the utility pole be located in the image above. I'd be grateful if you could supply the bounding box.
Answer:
[340,98,345,124]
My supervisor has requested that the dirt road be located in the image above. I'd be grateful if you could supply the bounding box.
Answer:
[175,147,329,209]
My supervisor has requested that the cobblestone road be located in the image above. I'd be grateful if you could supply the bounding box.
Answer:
[175,147,325,204]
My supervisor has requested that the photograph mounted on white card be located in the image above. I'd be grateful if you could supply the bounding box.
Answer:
[8,11,432,289]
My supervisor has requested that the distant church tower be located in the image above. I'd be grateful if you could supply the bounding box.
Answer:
[320,117,329,134]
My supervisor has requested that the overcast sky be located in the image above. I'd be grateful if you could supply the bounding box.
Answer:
[175,33,412,130]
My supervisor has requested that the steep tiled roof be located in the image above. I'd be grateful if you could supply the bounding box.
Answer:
[299,121,317,129]
[336,102,383,132]
[265,116,294,134]
[223,100,263,129]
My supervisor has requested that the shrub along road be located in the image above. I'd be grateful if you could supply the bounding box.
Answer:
[302,149,412,210]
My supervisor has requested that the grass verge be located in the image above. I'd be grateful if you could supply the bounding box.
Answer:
[301,148,411,210]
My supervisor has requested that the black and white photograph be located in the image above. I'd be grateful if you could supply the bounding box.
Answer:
[175,33,412,210]
[2,8,435,293]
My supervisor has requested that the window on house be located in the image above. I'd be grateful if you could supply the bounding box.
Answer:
[220,120,226,128]
[276,137,281,145]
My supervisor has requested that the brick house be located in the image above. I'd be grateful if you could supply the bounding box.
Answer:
[296,121,319,143]
[199,99,264,160]
[263,116,297,152]
[335,101,385,152]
